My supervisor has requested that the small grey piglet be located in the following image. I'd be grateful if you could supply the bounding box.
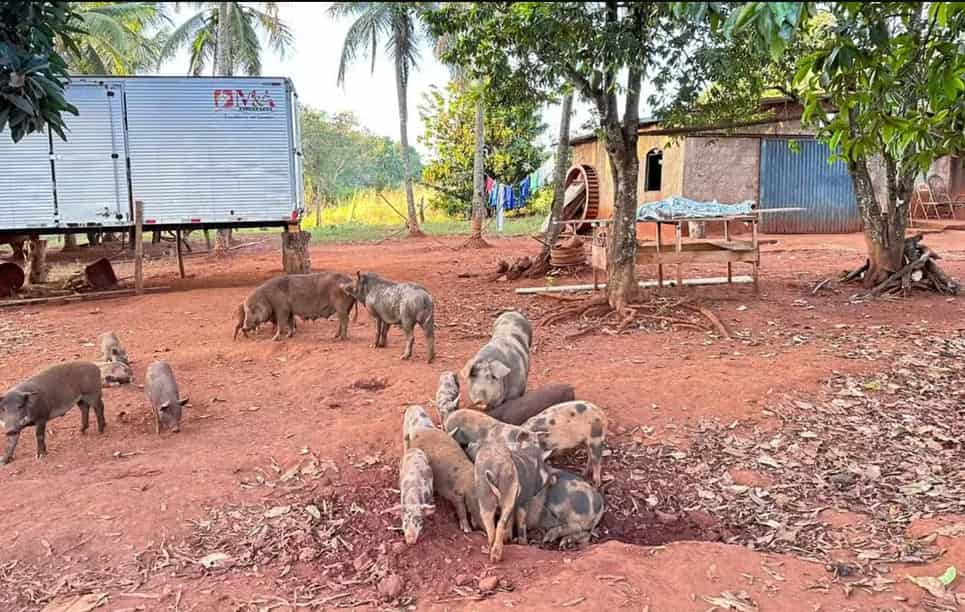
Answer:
[96,360,133,386]
[531,469,604,548]
[435,371,460,423]
[98,331,129,365]
[144,361,188,433]
[0,361,105,464]
[399,447,435,545]
[402,404,435,450]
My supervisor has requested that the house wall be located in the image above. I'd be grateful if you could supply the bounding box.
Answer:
[682,137,760,204]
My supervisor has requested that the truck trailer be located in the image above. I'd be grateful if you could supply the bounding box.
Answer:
[0,76,304,236]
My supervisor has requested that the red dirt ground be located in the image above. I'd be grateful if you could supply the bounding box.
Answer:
[2,229,965,611]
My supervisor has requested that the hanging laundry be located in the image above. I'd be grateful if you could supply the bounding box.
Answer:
[519,176,532,205]
[506,185,517,211]
[485,176,495,195]
[496,200,505,232]
[488,182,500,208]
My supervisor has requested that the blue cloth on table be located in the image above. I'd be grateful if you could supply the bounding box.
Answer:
[636,196,755,221]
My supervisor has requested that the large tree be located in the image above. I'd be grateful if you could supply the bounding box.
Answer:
[428,3,686,310]
[65,2,168,75]
[329,2,427,237]
[1,1,80,143]
[419,79,546,217]
[677,2,965,288]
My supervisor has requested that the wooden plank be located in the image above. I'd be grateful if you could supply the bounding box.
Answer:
[175,229,185,279]
[636,250,759,265]
[674,223,683,289]
[134,201,144,295]
[516,276,754,294]
[0,286,171,308]
[724,220,732,283]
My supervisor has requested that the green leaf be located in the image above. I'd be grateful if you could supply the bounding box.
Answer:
[939,567,957,587]
[733,2,761,31]
[2,94,37,116]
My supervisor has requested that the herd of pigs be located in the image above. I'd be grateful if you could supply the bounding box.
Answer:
[1,270,607,562]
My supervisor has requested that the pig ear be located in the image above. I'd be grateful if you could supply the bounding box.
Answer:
[491,361,511,380]
[380,504,403,516]
[179,397,189,406]
[541,448,554,461]
[159,401,170,412]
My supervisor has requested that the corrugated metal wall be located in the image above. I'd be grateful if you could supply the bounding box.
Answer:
[123,78,296,224]
[0,131,54,230]
[54,83,129,225]
[759,139,860,233]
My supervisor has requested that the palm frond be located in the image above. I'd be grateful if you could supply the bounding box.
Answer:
[234,5,264,75]
[246,4,293,58]
[158,9,209,66]
[331,3,391,86]
[188,27,214,76]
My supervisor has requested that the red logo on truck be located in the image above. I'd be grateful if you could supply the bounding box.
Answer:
[213,89,276,112]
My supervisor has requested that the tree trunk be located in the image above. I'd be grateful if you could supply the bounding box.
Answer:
[24,238,48,285]
[62,233,78,251]
[531,90,573,276]
[394,43,422,237]
[605,142,640,310]
[216,2,232,76]
[282,228,312,273]
[465,93,490,248]
[214,229,231,254]
[850,156,909,287]
[419,196,426,224]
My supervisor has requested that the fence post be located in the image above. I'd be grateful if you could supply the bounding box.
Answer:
[134,201,144,295]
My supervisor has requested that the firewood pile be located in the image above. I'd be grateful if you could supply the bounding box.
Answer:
[843,233,959,297]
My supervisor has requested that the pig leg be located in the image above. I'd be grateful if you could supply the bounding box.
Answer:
[335,310,349,340]
[400,322,415,361]
[79,400,90,434]
[35,421,47,458]
[453,496,472,533]
[421,314,435,363]
[560,531,592,549]
[544,525,591,548]
[588,441,604,487]
[1,432,20,464]
[380,320,390,347]
[478,500,497,549]
[93,396,106,434]
[273,305,292,341]
[491,509,513,562]
[515,505,528,545]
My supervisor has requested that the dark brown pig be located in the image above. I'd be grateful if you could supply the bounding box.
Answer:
[0,361,105,464]
[238,272,357,341]
[408,428,482,533]
[486,383,575,425]
[474,436,555,562]
[233,302,293,340]
[144,361,188,433]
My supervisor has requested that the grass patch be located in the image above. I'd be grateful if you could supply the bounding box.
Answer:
[309,215,544,243]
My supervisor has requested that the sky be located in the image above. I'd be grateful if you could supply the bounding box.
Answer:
[157,2,595,161]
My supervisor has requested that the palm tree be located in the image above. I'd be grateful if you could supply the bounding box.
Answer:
[64,2,170,75]
[161,2,291,251]
[328,2,424,237]
[160,2,292,77]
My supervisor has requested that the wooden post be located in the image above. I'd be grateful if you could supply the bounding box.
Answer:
[674,221,683,290]
[134,201,144,295]
[175,228,185,279]
[24,237,48,285]
[724,219,732,284]
[752,218,759,294]
[282,223,311,273]
[203,229,212,252]
[656,222,663,288]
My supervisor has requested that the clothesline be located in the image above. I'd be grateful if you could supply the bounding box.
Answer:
[485,169,547,232]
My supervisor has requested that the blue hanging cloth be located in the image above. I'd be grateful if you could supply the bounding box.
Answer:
[519,176,531,205]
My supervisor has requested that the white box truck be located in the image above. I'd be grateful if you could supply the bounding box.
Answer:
[0,76,304,235]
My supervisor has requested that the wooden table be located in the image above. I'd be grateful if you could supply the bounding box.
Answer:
[589,214,767,293]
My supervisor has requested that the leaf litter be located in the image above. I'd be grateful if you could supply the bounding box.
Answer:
[601,333,965,594]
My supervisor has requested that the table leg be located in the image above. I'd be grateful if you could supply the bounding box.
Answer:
[724,219,732,284]
[675,222,683,290]
[752,219,759,294]
[656,222,663,288]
